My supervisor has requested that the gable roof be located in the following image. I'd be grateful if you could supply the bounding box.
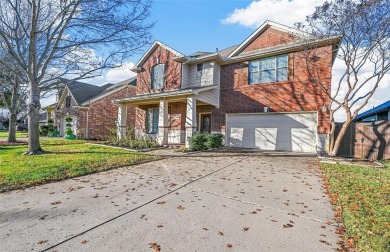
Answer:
[65,80,114,105]
[354,100,390,121]
[81,77,137,105]
[228,20,305,58]
[132,41,184,71]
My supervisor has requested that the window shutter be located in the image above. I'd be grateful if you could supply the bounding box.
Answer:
[288,54,294,81]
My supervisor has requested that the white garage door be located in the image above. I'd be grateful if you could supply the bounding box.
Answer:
[226,113,317,153]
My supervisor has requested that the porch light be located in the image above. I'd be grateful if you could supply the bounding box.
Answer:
[322,104,327,113]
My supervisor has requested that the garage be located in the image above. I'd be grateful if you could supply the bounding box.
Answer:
[226,112,318,153]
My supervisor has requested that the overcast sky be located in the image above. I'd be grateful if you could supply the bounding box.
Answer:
[42,0,389,122]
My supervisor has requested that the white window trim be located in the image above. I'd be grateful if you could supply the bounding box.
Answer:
[249,55,288,84]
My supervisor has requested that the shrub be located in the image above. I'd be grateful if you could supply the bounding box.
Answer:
[206,133,224,149]
[65,117,73,122]
[65,128,73,135]
[189,133,224,151]
[40,125,49,136]
[189,133,208,151]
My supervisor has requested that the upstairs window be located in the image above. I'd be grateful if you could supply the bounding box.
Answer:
[249,55,288,84]
[146,108,159,133]
[197,63,203,78]
[152,64,164,90]
[65,96,71,108]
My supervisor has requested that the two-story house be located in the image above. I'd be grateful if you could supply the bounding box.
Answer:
[115,21,341,153]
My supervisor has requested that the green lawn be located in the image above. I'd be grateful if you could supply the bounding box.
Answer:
[0,130,28,139]
[0,138,160,192]
[321,161,390,252]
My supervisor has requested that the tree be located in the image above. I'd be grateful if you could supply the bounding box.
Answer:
[0,64,28,142]
[296,0,390,156]
[0,0,152,154]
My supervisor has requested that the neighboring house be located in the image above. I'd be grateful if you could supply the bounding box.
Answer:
[43,78,136,139]
[114,20,341,153]
[354,100,390,122]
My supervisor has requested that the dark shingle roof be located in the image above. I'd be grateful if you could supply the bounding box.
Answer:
[63,79,114,105]
[218,45,239,58]
[354,100,390,121]
[80,77,137,105]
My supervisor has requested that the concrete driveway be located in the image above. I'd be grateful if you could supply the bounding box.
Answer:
[0,150,339,251]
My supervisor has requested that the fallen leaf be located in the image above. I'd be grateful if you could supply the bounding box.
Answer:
[157,201,166,205]
[203,227,209,231]
[283,223,294,228]
[218,231,224,236]
[271,220,278,222]
[37,240,48,244]
[157,225,163,228]
[81,240,88,244]
[92,194,99,198]
[148,242,161,252]
[319,240,330,245]
[227,244,233,248]
[51,201,61,205]
[242,227,249,232]
[177,205,185,210]
[249,211,257,214]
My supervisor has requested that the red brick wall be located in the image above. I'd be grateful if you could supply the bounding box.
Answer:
[214,46,333,134]
[135,102,186,133]
[136,45,181,94]
[79,86,136,140]
[241,27,298,54]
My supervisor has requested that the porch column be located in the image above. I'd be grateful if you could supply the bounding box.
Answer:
[46,110,52,124]
[185,96,197,147]
[117,104,127,140]
[157,99,168,145]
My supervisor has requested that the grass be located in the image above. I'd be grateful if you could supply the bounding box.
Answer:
[321,161,390,252]
[0,130,28,139]
[0,137,160,192]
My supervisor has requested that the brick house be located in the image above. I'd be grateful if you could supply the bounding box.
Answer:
[44,78,136,139]
[114,21,341,153]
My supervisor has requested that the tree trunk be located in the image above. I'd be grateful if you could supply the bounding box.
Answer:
[7,112,17,142]
[330,120,351,156]
[329,121,336,153]
[26,83,42,154]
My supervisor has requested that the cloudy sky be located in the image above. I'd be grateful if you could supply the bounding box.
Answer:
[41,0,389,122]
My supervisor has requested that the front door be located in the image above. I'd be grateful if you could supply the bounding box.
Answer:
[200,114,211,133]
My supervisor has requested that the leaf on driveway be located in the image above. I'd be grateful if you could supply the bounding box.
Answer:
[203,227,209,231]
[242,227,249,232]
[157,225,163,228]
[148,242,161,251]
[157,201,166,205]
[283,223,294,228]
[177,205,185,210]
[319,240,330,245]
[226,244,233,248]
[81,240,88,244]
[37,240,48,244]
[92,193,99,198]
[51,201,61,205]
[218,231,224,236]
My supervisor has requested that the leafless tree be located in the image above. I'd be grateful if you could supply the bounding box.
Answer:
[0,0,153,154]
[0,62,28,142]
[296,0,390,156]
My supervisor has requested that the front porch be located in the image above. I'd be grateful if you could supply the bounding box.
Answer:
[114,86,218,147]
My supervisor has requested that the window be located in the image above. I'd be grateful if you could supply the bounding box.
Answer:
[197,63,203,78]
[152,64,164,90]
[65,96,71,108]
[146,108,159,133]
[249,55,288,84]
